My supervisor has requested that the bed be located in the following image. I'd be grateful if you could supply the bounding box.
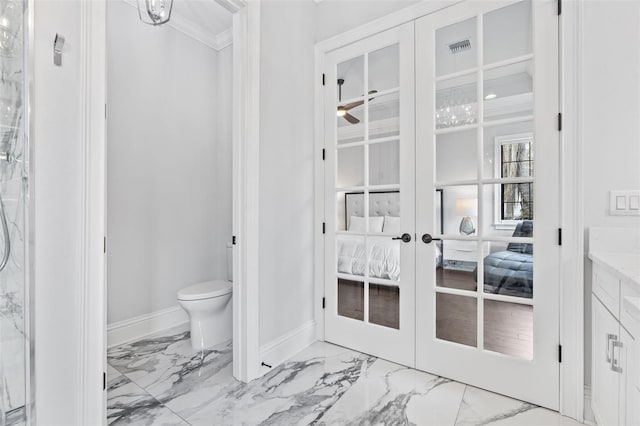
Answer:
[479,220,534,298]
[336,191,443,282]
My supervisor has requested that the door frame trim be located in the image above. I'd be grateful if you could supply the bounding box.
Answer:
[313,0,584,419]
[78,1,262,422]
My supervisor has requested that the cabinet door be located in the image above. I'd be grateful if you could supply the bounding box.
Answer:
[592,295,620,426]
[620,327,640,426]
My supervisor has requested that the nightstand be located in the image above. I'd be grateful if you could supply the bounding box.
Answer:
[442,240,491,271]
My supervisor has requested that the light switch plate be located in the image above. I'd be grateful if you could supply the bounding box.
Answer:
[610,190,640,215]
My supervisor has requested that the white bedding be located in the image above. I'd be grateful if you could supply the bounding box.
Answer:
[337,235,400,281]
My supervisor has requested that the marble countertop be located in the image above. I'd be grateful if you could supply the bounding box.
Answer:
[589,251,640,287]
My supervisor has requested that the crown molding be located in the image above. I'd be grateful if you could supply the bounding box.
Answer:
[122,0,232,51]
[214,0,247,13]
[212,28,233,50]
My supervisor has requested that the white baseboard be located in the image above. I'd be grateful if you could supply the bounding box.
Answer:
[107,305,189,348]
[583,385,596,425]
[258,320,316,377]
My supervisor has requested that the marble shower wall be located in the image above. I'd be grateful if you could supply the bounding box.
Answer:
[0,0,29,423]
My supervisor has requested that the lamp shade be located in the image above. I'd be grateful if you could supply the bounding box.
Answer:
[455,198,478,217]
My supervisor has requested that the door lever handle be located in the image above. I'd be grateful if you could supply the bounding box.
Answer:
[392,233,412,243]
[422,234,441,244]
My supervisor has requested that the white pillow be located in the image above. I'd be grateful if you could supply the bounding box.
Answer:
[349,216,384,233]
[383,216,401,234]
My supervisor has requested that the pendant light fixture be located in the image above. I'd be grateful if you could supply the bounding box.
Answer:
[137,0,173,26]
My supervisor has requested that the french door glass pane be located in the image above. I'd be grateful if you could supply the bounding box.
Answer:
[440,185,478,235]
[483,121,533,179]
[481,239,533,299]
[436,74,477,129]
[436,292,477,347]
[436,17,477,77]
[338,278,365,321]
[337,145,364,188]
[369,283,400,329]
[368,44,399,93]
[337,112,365,145]
[337,55,364,101]
[337,55,365,145]
[369,91,399,140]
[484,60,533,122]
[369,141,399,186]
[484,299,533,359]
[436,129,477,182]
[437,239,479,291]
[483,0,532,64]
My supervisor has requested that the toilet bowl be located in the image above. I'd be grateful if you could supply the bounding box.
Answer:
[178,243,233,350]
[178,280,232,350]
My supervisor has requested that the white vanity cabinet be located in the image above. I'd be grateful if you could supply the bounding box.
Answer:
[591,261,640,426]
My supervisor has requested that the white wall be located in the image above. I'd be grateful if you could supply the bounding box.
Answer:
[258,0,317,345]
[34,1,85,422]
[106,1,232,324]
[257,0,419,348]
[315,0,419,42]
[582,0,640,385]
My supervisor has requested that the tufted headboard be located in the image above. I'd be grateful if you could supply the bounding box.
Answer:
[344,191,400,230]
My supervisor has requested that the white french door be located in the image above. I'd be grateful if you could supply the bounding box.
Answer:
[322,0,560,409]
[415,0,560,409]
[323,23,416,366]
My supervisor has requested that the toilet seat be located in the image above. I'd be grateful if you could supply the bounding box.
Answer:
[177,280,232,301]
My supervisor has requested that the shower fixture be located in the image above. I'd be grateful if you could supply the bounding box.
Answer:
[137,0,173,26]
[0,195,9,272]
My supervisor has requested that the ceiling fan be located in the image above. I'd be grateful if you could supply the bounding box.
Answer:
[336,78,378,124]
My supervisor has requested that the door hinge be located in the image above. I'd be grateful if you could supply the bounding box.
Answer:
[232,235,237,245]
[322,148,325,160]
[558,228,562,246]
[103,371,106,390]
[559,345,562,363]
[322,297,326,309]
[103,236,107,254]
[558,112,562,131]
[322,222,326,234]
[322,73,325,86]
[105,104,107,119]
[557,0,562,15]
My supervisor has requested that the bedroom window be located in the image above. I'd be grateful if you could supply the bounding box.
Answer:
[494,133,533,227]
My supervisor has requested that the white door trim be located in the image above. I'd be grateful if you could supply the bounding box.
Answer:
[559,0,585,421]
[313,0,584,419]
[78,1,262,423]
[231,0,262,383]
[80,0,107,424]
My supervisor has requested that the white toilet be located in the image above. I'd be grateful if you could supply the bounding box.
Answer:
[177,244,233,350]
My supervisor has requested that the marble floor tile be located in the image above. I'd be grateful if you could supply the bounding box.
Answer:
[185,342,376,426]
[107,329,584,426]
[455,386,581,426]
[107,369,188,426]
[318,358,466,426]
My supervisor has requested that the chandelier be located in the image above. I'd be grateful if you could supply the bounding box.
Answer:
[137,0,174,26]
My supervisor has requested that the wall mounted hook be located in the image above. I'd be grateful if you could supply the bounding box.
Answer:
[54,33,65,66]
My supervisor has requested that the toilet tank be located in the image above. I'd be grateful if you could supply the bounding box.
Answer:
[226,242,233,282]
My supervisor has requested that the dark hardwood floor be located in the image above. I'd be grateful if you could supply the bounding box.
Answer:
[337,268,533,359]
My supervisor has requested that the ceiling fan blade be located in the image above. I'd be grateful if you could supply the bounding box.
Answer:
[343,100,364,111]
[344,90,379,110]
[344,113,360,124]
